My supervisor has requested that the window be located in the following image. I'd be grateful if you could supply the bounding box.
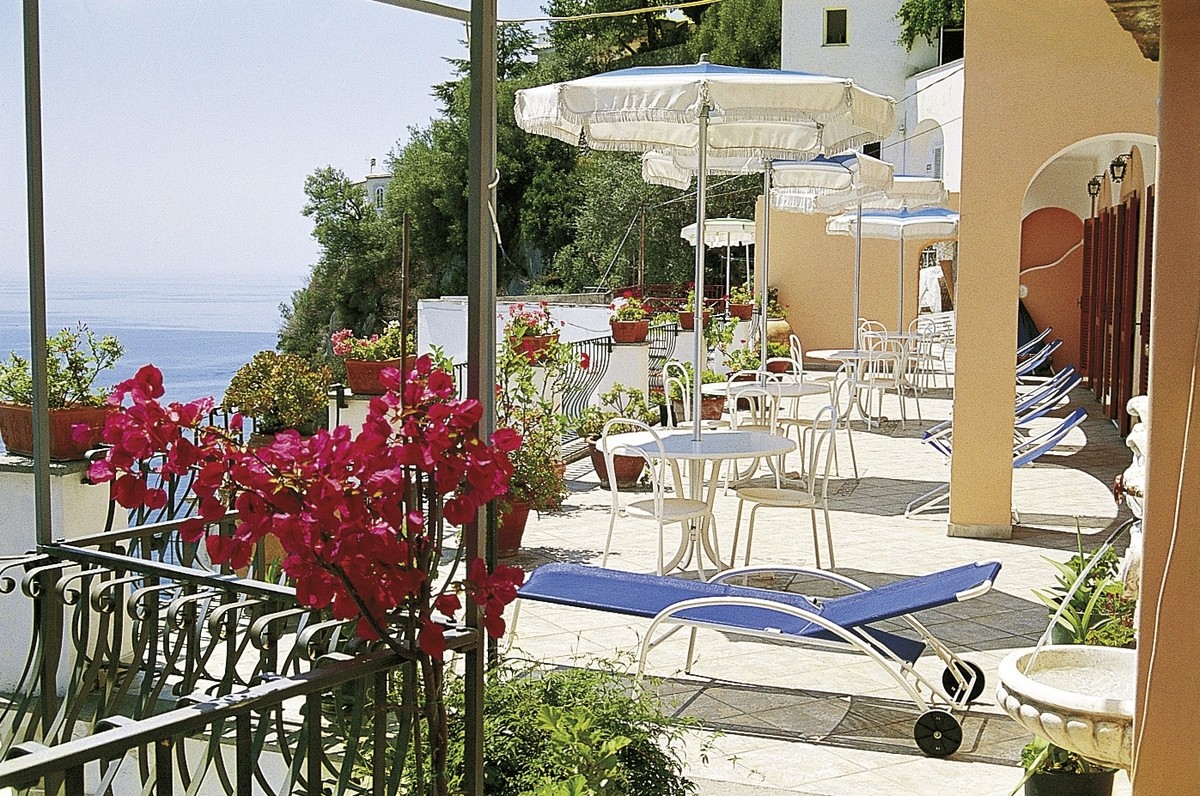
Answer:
[824,8,848,46]
[932,147,944,179]
[375,187,385,209]
[940,27,964,64]
[862,142,881,159]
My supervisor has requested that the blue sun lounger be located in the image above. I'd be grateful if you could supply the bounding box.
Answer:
[517,560,1001,757]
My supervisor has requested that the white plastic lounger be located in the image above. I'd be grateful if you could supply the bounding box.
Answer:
[517,560,1002,757]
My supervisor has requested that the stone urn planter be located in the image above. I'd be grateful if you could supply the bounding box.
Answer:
[0,402,112,460]
[610,319,650,344]
[343,357,416,395]
[996,645,1135,771]
[765,318,792,343]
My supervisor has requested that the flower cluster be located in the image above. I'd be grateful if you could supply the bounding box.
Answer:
[330,322,412,361]
[502,302,562,339]
[728,283,754,305]
[224,350,331,435]
[609,292,648,323]
[88,359,524,657]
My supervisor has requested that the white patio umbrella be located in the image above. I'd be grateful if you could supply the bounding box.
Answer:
[516,56,895,439]
[680,217,756,301]
[644,149,895,364]
[827,206,959,332]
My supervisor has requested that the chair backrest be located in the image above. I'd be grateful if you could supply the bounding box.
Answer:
[600,417,669,509]
[728,383,778,433]
[1013,407,1087,467]
[663,359,692,426]
[1015,339,1062,378]
[804,404,837,496]
[830,363,858,424]
[1016,326,1054,358]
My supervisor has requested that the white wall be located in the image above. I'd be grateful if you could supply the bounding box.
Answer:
[895,59,963,192]
[417,298,613,364]
[781,0,938,155]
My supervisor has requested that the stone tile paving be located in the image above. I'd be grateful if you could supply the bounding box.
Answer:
[506,379,1134,795]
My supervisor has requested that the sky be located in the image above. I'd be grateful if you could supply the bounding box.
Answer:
[1,0,546,290]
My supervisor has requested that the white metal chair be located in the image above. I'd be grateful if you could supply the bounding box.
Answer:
[729,404,838,569]
[722,379,784,489]
[663,359,727,430]
[600,418,715,575]
[780,364,858,480]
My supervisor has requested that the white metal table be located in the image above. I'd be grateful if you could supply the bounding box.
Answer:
[604,429,795,573]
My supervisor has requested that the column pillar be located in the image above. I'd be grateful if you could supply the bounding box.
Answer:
[1133,2,1200,789]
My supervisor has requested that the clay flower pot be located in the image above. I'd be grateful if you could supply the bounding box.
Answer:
[514,334,559,363]
[678,310,712,331]
[497,500,533,558]
[343,357,416,395]
[729,303,754,321]
[0,402,113,461]
[670,396,725,423]
[587,438,645,489]
[610,319,650,344]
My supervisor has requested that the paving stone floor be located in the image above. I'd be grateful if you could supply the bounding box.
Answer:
[504,375,1135,796]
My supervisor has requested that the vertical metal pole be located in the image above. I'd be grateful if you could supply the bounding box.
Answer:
[465,1,496,794]
[691,109,708,442]
[853,200,863,351]
[759,162,772,383]
[897,228,905,333]
[724,235,731,309]
[24,0,62,760]
[23,0,51,547]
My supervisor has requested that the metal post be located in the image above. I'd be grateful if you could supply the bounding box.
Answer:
[853,200,863,351]
[692,109,708,442]
[759,162,772,384]
[464,0,496,793]
[897,228,905,333]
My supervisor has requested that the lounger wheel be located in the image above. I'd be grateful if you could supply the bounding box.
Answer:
[913,710,962,757]
[941,660,986,703]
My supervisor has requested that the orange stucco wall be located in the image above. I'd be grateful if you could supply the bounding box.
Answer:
[1019,207,1083,371]
[950,0,1157,536]
[759,196,957,356]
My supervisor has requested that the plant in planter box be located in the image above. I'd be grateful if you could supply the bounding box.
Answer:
[503,301,565,362]
[677,288,711,331]
[727,283,754,320]
[330,322,415,395]
[666,364,725,423]
[609,293,651,343]
[0,323,124,459]
[651,311,679,327]
[224,350,331,436]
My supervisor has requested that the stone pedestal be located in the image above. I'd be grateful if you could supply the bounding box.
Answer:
[593,342,650,403]
[0,455,126,554]
[328,389,371,434]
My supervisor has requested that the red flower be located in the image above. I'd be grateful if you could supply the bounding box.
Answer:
[579,352,591,370]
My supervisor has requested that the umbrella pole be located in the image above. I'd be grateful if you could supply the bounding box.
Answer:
[692,110,709,442]
[725,235,731,310]
[897,228,905,333]
[853,199,863,352]
[760,162,772,385]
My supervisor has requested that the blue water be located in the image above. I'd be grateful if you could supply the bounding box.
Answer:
[0,276,296,414]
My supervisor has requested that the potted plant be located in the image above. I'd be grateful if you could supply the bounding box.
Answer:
[666,363,725,423]
[223,350,331,440]
[1018,738,1117,796]
[0,324,123,460]
[677,288,711,331]
[609,293,650,343]
[330,322,415,396]
[576,384,662,489]
[727,283,754,320]
[495,337,572,556]
[503,301,565,363]
[765,286,792,343]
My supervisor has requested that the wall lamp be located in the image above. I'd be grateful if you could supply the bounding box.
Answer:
[1110,153,1131,183]
[1087,176,1102,198]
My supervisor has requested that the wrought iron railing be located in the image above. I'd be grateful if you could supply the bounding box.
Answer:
[0,515,482,795]
[647,322,680,392]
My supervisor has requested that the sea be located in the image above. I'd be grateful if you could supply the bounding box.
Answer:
[0,275,297,451]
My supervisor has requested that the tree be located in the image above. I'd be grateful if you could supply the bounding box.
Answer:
[689,0,781,69]
[896,0,964,50]
[279,167,400,360]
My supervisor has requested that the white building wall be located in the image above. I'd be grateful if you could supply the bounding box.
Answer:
[781,0,938,155]
[895,59,963,191]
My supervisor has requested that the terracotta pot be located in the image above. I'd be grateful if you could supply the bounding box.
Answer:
[514,334,559,363]
[610,319,650,343]
[729,303,754,321]
[1024,770,1115,796]
[497,500,533,558]
[766,358,792,373]
[670,396,725,423]
[677,310,712,331]
[343,357,416,396]
[0,402,112,461]
[587,439,645,489]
